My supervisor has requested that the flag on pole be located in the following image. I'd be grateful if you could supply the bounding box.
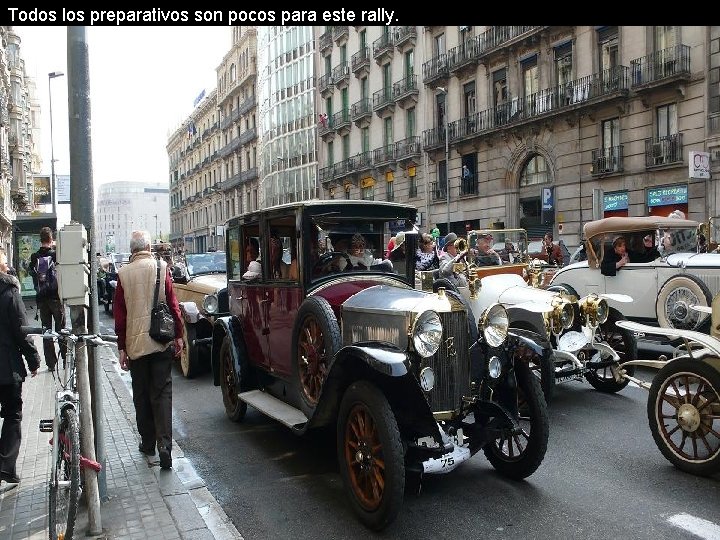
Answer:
[193,89,206,107]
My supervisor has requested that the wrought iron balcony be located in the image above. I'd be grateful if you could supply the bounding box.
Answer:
[241,167,258,183]
[319,164,336,186]
[351,47,370,78]
[592,145,624,175]
[318,114,335,139]
[394,26,416,52]
[238,95,256,115]
[422,125,447,152]
[332,26,348,43]
[422,53,449,87]
[318,73,334,98]
[239,127,257,146]
[373,144,397,169]
[448,36,481,75]
[645,134,683,168]
[460,173,477,197]
[219,137,239,158]
[319,31,333,54]
[476,26,541,59]
[332,109,351,136]
[333,156,357,183]
[222,172,242,191]
[393,74,419,108]
[372,87,395,117]
[631,45,690,88]
[351,98,372,127]
[372,33,394,63]
[395,136,421,165]
[332,62,350,89]
[354,150,373,173]
[430,181,447,202]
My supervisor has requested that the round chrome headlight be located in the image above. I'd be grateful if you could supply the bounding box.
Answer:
[559,302,575,330]
[419,367,435,392]
[203,293,219,315]
[480,303,509,348]
[595,298,609,325]
[412,310,443,358]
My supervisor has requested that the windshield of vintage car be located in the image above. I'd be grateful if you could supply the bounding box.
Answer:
[468,229,529,264]
[185,252,226,276]
[659,227,697,256]
[311,216,411,281]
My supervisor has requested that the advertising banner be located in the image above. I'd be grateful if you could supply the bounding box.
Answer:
[33,176,52,205]
[15,233,41,297]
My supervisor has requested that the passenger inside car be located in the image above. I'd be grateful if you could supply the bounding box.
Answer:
[600,236,629,276]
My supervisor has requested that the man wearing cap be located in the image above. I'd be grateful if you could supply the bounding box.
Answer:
[474,233,502,266]
[438,233,468,288]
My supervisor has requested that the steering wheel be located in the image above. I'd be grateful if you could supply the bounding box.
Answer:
[314,251,352,274]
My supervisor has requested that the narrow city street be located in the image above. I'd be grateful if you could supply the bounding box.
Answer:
[97,309,720,540]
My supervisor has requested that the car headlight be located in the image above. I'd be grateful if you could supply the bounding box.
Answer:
[546,299,575,334]
[412,310,443,358]
[479,303,509,348]
[580,294,609,326]
[203,293,219,315]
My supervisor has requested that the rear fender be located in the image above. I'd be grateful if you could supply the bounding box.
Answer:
[311,344,443,445]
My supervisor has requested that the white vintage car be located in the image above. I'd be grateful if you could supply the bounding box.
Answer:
[549,216,714,332]
[421,229,636,404]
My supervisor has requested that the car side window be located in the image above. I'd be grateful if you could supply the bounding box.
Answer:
[228,227,241,279]
[241,223,262,281]
[268,216,298,282]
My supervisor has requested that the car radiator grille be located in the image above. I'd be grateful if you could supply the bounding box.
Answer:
[423,310,471,413]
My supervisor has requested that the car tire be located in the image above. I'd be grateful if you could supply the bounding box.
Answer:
[656,275,712,330]
[483,361,549,479]
[337,381,405,531]
[220,334,247,423]
[585,309,636,393]
[180,321,201,378]
[647,358,720,476]
[509,322,555,405]
[291,296,341,417]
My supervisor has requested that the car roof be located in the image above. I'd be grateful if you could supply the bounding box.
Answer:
[583,216,699,240]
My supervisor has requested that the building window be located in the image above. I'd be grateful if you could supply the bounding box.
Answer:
[520,154,549,187]
[554,41,573,87]
[598,26,619,73]
[492,68,507,107]
[463,81,476,118]
[344,185,351,199]
[602,118,619,149]
[657,103,677,137]
[386,180,394,201]
[362,185,374,200]
[406,108,416,138]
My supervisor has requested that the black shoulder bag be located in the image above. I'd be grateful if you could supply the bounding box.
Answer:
[149,258,175,343]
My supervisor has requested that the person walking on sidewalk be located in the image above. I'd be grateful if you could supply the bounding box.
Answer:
[29,226,66,371]
[0,248,41,486]
[113,230,183,470]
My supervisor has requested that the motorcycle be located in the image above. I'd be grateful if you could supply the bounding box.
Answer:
[100,265,118,315]
[615,300,720,476]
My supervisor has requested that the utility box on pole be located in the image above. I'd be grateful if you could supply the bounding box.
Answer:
[56,222,90,307]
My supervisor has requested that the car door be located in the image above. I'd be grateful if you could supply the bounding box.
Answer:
[238,223,270,370]
[599,261,658,319]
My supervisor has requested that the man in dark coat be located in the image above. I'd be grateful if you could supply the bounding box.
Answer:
[29,226,66,371]
[0,248,41,486]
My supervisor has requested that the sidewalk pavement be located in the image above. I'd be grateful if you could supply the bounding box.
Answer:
[0,299,244,540]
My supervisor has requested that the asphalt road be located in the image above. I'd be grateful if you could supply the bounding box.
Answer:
[97,311,720,539]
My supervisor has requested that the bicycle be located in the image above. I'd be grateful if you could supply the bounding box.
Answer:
[21,325,117,540]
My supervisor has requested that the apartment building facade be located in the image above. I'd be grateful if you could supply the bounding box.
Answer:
[316,25,720,246]
[1,26,41,256]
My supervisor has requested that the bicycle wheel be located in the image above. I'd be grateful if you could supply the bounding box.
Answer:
[49,407,81,540]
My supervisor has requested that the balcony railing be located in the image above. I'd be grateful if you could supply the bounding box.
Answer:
[460,174,477,196]
[241,167,258,183]
[430,181,447,201]
[592,145,623,174]
[592,145,624,175]
[239,127,257,146]
[351,98,372,123]
[351,47,370,75]
[372,33,394,61]
[332,26,348,42]
[372,87,395,113]
[332,62,350,87]
[373,144,397,167]
[645,133,683,167]
[392,74,419,104]
[422,53,449,85]
[319,31,333,53]
[631,45,690,87]
[395,136,421,161]
[355,150,373,171]
[332,109,351,133]
[318,73,334,95]
[394,26,417,50]
[448,36,482,73]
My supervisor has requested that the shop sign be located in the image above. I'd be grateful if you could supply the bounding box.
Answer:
[603,191,628,211]
[647,185,688,207]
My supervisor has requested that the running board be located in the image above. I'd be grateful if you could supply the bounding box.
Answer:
[239,390,308,429]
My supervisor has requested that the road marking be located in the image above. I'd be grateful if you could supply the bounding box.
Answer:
[667,513,720,539]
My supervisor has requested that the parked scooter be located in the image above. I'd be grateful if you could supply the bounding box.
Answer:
[100,263,118,314]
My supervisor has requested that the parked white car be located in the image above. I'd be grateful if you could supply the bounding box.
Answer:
[549,216,714,331]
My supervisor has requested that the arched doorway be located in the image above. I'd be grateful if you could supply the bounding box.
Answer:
[518,153,553,239]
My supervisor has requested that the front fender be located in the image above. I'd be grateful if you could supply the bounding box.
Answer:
[310,345,443,446]
[210,316,245,387]
[179,301,201,324]
[508,327,553,358]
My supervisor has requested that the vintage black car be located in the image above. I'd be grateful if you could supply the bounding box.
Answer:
[209,200,550,530]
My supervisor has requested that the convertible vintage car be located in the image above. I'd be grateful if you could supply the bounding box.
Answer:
[549,216,715,332]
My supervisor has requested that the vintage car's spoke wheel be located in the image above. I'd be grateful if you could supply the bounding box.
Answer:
[585,310,637,393]
[337,381,404,531]
[656,275,711,331]
[647,358,720,476]
[483,361,549,479]
[292,296,341,414]
[180,322,201,379]
[220,335,247,422]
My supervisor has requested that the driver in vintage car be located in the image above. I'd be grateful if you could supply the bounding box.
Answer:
[337,233,383,271]
[438,232,468,288]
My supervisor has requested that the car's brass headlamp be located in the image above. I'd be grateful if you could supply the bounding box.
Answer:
[580,294,609,327]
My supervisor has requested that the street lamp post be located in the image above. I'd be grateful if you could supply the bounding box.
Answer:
[438,87,450,236]
[48,71,64,216]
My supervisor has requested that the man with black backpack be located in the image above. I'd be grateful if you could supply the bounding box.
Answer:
[29,226,66,371]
